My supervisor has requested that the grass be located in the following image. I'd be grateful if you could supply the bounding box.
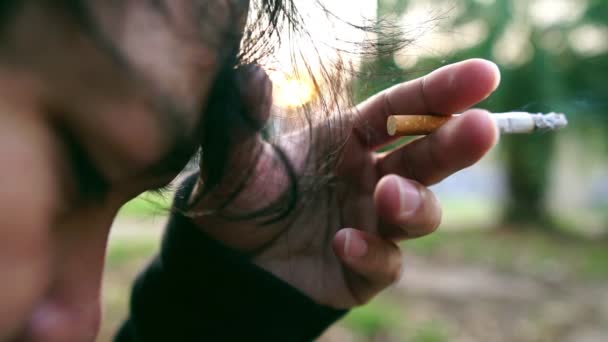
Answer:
[343,298,405,337]
[106,237,159,267]
[100,217,163,342]
[342,298,450,342]
[342,297,454,342]
[437,197,502,229]
[409,321,450,342]
[101,226,608,341]
[118,192,173,217]
[405,229,608,281]
[104,194,608,341]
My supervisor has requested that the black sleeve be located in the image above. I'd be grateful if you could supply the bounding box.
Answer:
[115,174,346,341]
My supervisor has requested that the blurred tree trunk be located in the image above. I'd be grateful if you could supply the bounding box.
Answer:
[502,134,555,226]
[500,48,560,228]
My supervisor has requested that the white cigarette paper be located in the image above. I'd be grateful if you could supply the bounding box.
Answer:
[386,112,568,136]
[491,112,568,134]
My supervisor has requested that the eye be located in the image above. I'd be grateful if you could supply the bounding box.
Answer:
[53,120,109,202]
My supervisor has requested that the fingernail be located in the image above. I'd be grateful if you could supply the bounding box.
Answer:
[395,177,421,218]
[345,230,368,258]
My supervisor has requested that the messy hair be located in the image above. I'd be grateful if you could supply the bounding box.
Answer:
[194,0,407,223]
[0,0,406,222]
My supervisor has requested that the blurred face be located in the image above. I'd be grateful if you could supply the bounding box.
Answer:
[0,1,247,340]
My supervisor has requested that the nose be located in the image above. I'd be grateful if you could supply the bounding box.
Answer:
[20,204,117,342]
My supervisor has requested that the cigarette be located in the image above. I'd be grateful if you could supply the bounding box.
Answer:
[386,112,568,136]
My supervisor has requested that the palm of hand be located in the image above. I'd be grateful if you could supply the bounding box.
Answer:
[253,134,381,308]
[192,59,501,308]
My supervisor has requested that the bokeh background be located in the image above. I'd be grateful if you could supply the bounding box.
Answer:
[100,0,608,341]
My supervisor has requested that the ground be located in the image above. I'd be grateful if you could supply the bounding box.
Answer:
[98,201,608,342]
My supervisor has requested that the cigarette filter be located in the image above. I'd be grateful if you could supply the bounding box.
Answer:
[387,112,568,136]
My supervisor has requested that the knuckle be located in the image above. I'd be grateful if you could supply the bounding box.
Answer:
[399,145,420,184]
[382,91,396,118]
[430,207,442,232]
[356,293,374,307]
[427,192,443,232]
[426,135,449,185]
[417,188,441,234]
[386,245,404,284]
[389,259,404,284]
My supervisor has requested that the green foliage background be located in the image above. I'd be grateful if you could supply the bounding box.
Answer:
[356,0,608,231]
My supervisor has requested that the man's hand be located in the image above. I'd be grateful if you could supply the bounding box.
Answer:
[191,58,501,308]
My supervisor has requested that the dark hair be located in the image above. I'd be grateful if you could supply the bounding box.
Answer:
[193,0,406,223]
[2,0,405,223]
[195,1,301,223]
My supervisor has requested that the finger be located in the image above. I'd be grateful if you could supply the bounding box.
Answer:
[333,228,403,305]
[221,64,274,182]
[354,59,500,149]
[237,64,273,127]
[376,109,498,186]
[196,66,287,213]
[374,175,441,240]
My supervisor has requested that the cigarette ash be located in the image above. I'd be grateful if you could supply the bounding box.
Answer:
[532,113,568,131]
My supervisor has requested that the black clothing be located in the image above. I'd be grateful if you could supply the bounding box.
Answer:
[116,175,345,341]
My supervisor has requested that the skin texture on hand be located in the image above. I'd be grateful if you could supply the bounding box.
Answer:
[191,58,501,308]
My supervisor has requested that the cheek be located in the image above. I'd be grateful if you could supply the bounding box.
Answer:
[0,113,61,339]
[0,112,125,341]
[70,101,171,181]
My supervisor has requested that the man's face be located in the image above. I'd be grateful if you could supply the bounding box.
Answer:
[0,1,247,340]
